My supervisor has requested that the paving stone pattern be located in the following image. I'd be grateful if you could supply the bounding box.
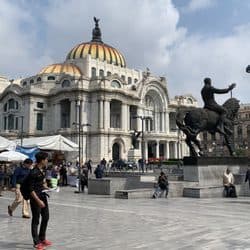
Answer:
[1,187,250,249]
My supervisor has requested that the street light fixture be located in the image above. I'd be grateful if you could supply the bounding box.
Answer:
[132,115,152,173]
[72,111,91,194]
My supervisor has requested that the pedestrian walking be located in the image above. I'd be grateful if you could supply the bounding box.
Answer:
[27,152,52,250]
[7,158,33,218]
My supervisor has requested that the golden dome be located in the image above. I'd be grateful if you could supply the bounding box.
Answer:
[66,17,126,68]
[39,63,82,76]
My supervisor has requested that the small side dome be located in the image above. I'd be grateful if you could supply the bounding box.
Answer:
[39,63,82,77]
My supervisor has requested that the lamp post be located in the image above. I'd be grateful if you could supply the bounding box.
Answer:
[73,101,91,193]
[132,115,152,173]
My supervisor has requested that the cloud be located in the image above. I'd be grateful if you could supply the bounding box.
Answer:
[184,0,216,13]
[0,1,53,78]
[165,23,250,104]
[0,0,250,106]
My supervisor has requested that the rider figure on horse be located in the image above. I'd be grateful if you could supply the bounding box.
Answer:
[201,78,236,135]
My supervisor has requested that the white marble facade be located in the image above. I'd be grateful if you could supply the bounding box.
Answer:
[0,19,197,163]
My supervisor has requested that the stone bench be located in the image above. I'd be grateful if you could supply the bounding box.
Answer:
[115,189,153,199]
[183,186,225,198]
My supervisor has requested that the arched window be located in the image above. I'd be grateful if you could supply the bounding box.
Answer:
[91,67,96,78]
[187,98,193,104]
[128,77,132,84]
[99,69,104,77]
[111,80,121,88]
[134,79,138,83]
[48,76,55,81]
[37,77,41,82]
[61,80,71,88]
[8,99,15,110]
[23,81,27,86]
[60,99,71,128]
[30,79,34,84]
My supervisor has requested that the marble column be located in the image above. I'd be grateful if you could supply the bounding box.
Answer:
[54,103,61,130]
[165,141,169,159]
[104,100,110,130]
[156,140,159,158]
[70,100,76,126]
[144,140,148,161]
[98,100,104,129]
[175,142,178,159]
[121,103,127,131]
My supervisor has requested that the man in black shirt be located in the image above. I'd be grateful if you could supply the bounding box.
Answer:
[27,152,52,250]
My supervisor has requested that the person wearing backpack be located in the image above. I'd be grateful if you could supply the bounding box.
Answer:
[27,151,52,250]
[7,158,33,218]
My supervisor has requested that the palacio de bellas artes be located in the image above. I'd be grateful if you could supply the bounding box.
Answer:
[0,18,197,164]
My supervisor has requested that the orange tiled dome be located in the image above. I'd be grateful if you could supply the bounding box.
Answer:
[39,63,82,76]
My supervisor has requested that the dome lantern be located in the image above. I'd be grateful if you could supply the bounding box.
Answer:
[91,17,103,43]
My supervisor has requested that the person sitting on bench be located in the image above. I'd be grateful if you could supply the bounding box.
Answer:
[223,168,237,198]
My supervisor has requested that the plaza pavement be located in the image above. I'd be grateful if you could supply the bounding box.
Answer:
[1,187,250,250]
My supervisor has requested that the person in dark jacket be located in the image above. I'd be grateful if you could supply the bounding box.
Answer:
[8,158,33,218]
[245,168,250,189]
[152,172,169,198]
[94,164,104,179]
[27,152,52,250]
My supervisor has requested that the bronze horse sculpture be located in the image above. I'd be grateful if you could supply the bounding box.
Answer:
[176,98,240,157]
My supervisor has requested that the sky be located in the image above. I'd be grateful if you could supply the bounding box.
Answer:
[0,0,250,105]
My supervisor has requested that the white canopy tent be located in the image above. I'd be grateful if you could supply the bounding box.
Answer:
[0,151,27,162]
[0,136,16,151]
[15,135,78,152]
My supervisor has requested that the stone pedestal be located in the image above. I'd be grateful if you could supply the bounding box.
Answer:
[127,149,141,161]
[183,157,248,198]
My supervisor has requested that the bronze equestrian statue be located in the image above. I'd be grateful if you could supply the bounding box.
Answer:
[176,78,239,157]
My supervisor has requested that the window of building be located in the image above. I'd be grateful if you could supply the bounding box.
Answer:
[111,80,121,88]
[134,79,138,83]
[4,117,7,130]
[23,81,27,86]
[8,114,14,130]
[30,79,34,84]
[60,99,71,128]
[107,71,111,77]
[99,69,104,77]
[121,75,125,81]
[15,117,18,130]
[37,77,41,82]
[48,76,55,81]
[128,77,132,84]
[37,102,44,109]
[4,103,7,112]
[91,67,96,78]
[61,80,71,88]
[8,99,15,110]
[36,113,43,130]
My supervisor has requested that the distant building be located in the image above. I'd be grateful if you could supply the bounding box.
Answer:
[0,19,197,162]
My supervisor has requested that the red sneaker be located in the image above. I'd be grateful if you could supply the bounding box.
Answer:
[34,243,45,250]
[41,239,52,247]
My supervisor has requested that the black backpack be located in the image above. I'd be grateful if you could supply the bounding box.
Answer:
[20,174,31,200]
